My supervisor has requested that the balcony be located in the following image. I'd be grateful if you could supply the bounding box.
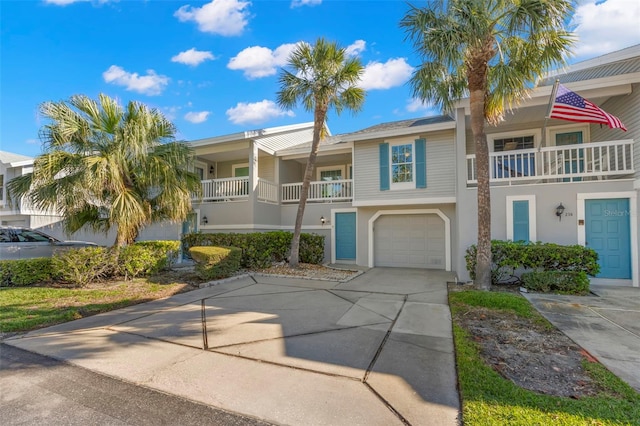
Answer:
[281,179,353,203]
[466,139,634,185]
[195,178,353,204]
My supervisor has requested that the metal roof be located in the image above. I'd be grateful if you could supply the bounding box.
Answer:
[254,125,317,153]
[539,44,640,86]
[0,150,33,166]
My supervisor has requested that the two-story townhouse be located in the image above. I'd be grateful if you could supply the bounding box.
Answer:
[5,44,638,286]
[456,44,640,287]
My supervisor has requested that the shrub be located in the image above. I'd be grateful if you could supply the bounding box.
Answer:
[51,247,117,287]
[300,233,325,264]
[117,241,180,279]
[465,240,599,285]
[521,270,590,295]
[181,231,324,266]
[189,246,242,280]
[0,258,55,287]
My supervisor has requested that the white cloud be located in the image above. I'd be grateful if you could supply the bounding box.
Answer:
[226,100,295,125]
[291,0,322,8]
[184,111,210,123]
[228,43,297,78]
[406,98,428,113]
[345,40,366,57]
[171,48,215,66]
[174,0,250,36]
[359,58,413,90]
[102,65,169,96]
[572,0,640,59]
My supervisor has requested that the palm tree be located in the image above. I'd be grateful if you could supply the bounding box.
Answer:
[8,94,201,246]
[277,38,365,267]
[401,0,574,289]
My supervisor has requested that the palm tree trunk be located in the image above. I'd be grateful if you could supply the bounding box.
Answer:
[468,60,492,291]
[289,109,326,268]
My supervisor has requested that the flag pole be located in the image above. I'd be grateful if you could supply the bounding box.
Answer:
[539,79,560,151]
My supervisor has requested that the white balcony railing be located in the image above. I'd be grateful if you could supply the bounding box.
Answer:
[199,177,249,201]
[257,178,278,203]
[466,140,634,185]
[282,179,353,203]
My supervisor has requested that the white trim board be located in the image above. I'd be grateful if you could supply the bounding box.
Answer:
[200,224,329,231]
[353,197,456,207]
[331,208,358,264]
[367,208,451,271]
[577,191,638,287]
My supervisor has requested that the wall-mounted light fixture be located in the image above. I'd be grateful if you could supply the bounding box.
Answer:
[202,216,208,225]
[555,203,565,221]
[209,165,215,174]
[320,216,326,226]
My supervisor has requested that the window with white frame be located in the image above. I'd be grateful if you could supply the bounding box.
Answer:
[391,142,414,188]
[232,163,249,177]
[490,133,537,178]
[317,165,345,181]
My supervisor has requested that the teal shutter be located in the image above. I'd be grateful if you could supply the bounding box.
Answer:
[513,200,530,243]
[379,143,389,191]
[415,138,426,188]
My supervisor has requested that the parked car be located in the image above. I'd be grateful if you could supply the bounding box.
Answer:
[0,227,98,260]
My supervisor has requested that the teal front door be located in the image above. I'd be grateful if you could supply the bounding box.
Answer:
[586,199,631,279]
[335,212,356,260]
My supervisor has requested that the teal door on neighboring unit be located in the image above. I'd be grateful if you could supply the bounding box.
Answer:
[586,199,631,279]
[512,200,530,243]
[335,212,356,260]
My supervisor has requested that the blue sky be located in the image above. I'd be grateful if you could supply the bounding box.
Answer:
[2,0,639,157]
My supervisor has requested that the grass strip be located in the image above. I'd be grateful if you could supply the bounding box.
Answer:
[0,280,189,333]
[450,290,640,426]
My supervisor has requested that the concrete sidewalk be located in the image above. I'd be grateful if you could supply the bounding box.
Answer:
[523,285,640,392]
[4,268,461,426]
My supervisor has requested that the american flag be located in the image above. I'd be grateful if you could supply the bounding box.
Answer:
[550,84,627,131]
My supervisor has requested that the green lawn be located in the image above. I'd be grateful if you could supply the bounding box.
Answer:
[450,289,640,426]
[0,280,193,333]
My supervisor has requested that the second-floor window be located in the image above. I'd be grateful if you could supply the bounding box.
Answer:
[492,135,535,178]
[391,143,413,186]
[379,139,426,191]
[494,136,534,152]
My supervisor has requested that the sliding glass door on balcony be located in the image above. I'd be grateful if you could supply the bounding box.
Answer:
[556,131,583,182]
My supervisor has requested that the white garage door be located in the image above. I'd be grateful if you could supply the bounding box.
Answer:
[374,214,446,269]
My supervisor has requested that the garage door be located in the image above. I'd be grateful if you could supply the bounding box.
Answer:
[374,214,446,269]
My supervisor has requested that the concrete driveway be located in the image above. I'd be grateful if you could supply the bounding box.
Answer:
[4,268,461,426]
[524,285,640,392]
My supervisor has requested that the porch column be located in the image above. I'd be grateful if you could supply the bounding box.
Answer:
[249,141,259,201]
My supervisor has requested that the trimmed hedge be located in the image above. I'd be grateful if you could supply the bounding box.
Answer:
[521,270,590,295]
[118,241,180,279]
[0,240,180,287]
[465,240,600,294]
[0,258,55,287]
[182,231,325,267]
[465,240,599,286]
[189,246,242,280]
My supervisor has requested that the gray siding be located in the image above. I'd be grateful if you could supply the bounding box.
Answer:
[258,155,276,182]
[590,83,640,180]
[354,130,456,202]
